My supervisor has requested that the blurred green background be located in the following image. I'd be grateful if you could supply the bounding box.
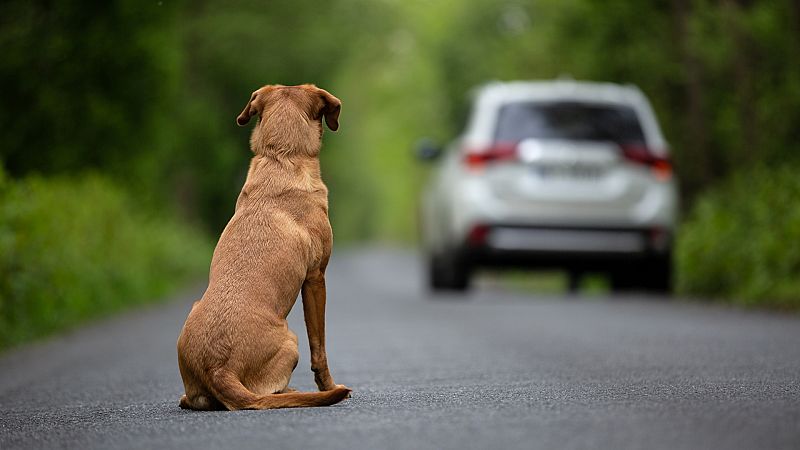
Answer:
[1,0,799,348]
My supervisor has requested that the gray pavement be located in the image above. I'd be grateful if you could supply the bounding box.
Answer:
[1,247,799,449]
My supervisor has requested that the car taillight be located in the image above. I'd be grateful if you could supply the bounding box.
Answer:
[463,142,518,169]
[467,224,491,246]
[620,144,672,181]
[649,226,670,252]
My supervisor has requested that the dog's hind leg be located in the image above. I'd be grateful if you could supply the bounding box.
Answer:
[276,331,300,393]
[269,337,300,394]
[245,334,300,396]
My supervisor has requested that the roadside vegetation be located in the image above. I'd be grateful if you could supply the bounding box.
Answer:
[0,0,798,349]
[0,168,211,350]
[676,165,800,309]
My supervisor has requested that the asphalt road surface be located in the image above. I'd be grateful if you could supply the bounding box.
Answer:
[1,248,799,450]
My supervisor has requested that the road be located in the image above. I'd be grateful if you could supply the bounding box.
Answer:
[1,248,799,449]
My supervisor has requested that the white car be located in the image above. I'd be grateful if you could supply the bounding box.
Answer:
[418,80,678,292]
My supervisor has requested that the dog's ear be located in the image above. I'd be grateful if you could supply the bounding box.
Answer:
[236,91,259,126]
[318,88,341,131]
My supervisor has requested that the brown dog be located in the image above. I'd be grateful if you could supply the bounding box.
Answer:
[176,84,350,410]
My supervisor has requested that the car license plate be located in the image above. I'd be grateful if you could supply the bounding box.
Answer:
[531,164,604,180]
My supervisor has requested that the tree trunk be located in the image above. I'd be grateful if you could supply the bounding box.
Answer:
[671,0,711,198]
[720,0,757,165]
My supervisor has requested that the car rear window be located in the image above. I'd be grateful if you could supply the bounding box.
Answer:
[494,101,646,144]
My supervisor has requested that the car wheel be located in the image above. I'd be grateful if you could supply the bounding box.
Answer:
[609,257,672,294]
[643,256,672,294]
[428,251,471,292]
[609,269,637,292]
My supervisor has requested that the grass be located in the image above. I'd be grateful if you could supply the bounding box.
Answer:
[482,270,610,296]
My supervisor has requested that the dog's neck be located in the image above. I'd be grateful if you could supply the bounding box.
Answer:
[236,153,327,211]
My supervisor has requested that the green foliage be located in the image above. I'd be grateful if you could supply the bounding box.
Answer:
[2,0,799,241]
[0,1,180,187]
[676,165,800,309]
[0,168,211,349]
[2,0,799,315]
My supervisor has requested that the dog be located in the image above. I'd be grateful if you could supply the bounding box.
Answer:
[176,84,350,410]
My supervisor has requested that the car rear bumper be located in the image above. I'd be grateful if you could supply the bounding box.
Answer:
[461,225,671,270]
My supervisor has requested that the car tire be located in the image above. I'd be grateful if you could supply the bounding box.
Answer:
[428,251,471,292]
[643,256,672,294]
[609,256,672,294]
[609,268,637,292]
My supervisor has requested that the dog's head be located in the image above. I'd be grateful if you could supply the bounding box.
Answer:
[236,84,341,156]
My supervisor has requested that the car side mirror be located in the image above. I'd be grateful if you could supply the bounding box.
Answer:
[415,138,442,162]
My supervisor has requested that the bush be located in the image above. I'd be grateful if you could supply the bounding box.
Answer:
[0,169,212,350]
[676,165,800,309]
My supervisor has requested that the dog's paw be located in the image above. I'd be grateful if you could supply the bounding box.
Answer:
[334,384,352,398]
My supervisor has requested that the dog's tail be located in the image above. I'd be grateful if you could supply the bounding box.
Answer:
[208,370,350,410]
